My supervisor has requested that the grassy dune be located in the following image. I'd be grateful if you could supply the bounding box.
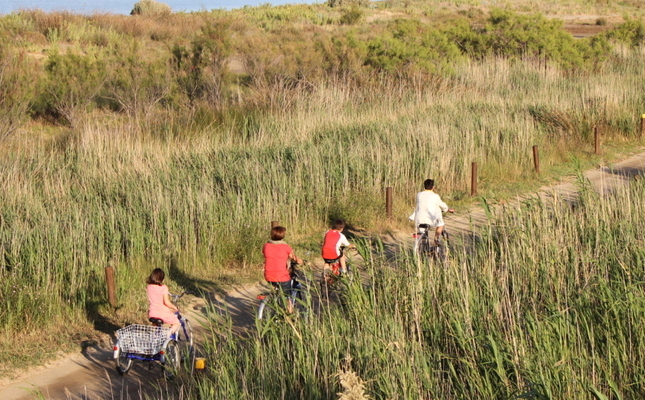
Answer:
[0,0,645,391]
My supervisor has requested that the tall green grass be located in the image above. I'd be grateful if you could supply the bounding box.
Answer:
[1,49,645,361]
[180,177,645,399]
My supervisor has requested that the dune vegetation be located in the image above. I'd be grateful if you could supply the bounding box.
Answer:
[0,0,645,397]
[190,176,645,399]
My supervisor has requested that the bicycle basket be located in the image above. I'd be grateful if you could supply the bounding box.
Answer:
[115,324,170,355]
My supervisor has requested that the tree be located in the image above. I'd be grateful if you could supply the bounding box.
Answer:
[44,52,107,127]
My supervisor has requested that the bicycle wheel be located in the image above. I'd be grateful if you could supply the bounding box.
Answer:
[163,340,181,379]
[436,231,450,262]
[414,235,431,257]
[114,346,133,375]
[257,298,275,320]
[177,318,194,350]
[292,285,308,317]
[178,318,195,372]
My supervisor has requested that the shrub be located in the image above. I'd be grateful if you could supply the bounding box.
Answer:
[130,0,172,17]
[103,40,174,116]
[43,51,107,126]
[363,19,461,74]
[339,6,363,25]
[447,9,611,69]
[171,19,233,108]
[602,18,645,47]
[0,46,38,140]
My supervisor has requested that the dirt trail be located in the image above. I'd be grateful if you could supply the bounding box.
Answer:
[2,149,645,399]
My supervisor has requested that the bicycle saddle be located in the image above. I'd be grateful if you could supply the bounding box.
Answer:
[149,317,164,326]
[418,223,430,229]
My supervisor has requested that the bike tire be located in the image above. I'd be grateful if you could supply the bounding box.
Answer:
[178,318,195,373]
[293,286,308,317]
[163,340,181,379]
[414,235,431,257]
[178,318,194,350]
[257,299,275,320]
[114,347,133,375]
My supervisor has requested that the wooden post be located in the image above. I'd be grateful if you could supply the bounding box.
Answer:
[594,126,600,154]
[385,187,393,219]
[641,114,645,138]
[271,221,279,228]
[105,265,117,308]
[471,162,477,196]
[532,145,540,174]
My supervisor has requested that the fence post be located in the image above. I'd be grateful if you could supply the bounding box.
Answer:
[594,126,600,154]
[471,162,478,196]
[641,114,645,138]
[105,265,117,308]
[386,187,393,219]
[271,221,279,228]
[532,145,540,174]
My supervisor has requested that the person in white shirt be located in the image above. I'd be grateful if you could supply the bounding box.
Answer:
[409,179,454,244]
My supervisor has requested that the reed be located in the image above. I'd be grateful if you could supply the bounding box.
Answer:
[178,178,645,399]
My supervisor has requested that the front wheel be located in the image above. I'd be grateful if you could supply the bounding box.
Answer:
[163,340,181,379]
[177,318,194,350]
[178,318,195,372]
[114,347,133,375]
[292,285,308,317]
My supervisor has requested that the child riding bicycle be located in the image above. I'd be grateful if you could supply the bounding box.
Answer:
[409,179,454,245]
[146,268,181,336]
[321,219,355,274]
[262,225,303,313]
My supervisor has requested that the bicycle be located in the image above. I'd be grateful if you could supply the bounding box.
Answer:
[319,247,353,305]
[257,261,308,321]
[413,223,450,262]
[113,292,194,378]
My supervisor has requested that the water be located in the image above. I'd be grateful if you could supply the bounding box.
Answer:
[0,0,320,16]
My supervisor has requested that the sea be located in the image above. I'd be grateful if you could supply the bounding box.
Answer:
[0,0,320,16]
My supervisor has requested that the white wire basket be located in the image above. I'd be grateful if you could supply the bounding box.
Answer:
[115,324,170,355]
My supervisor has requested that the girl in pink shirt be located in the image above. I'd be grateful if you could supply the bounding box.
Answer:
[146,268,180,334]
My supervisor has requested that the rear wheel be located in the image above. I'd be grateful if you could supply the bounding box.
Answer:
[414,235,432,257]
[114,347,133,375]
[163,340,181,379]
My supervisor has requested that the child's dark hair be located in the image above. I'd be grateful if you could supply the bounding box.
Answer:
[424,179,435,190]
[271,226,287,241]
[147,268,165,285]
[332,219,346,230]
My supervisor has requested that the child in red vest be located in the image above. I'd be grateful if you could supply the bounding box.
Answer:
[321,219,355,274]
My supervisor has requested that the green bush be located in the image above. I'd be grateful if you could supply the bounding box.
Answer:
[603,18,645,47]
[363,19,461,74]
[43,51,108,126]
[103,40,175,116]
[0,45,38,140]
[339,5,363,25]
[130,0,172,17]
[447,9,612,69]
[171,19,233,108]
